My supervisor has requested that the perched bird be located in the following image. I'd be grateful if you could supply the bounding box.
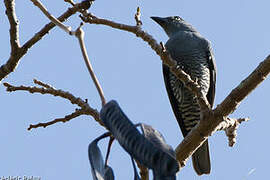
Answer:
[151,16,217,175]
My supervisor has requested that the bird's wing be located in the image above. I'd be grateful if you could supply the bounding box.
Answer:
[162,64,190,136]
[162,49,216,136]
[205,48,216,108]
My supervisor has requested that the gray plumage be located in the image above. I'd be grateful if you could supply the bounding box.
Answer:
[151,16,217,175]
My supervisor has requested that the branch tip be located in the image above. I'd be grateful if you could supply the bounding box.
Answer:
[64,0,76,6]
[220,117,249,147]
[135,6,142,26]
[27,108,92,130]
[30,0,73,34]
[160,42,166,52]
[3,82,11,87]
[33,79,53,89]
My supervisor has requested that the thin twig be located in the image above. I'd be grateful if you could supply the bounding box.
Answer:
[0,1,86,81]
[135,160,149,180]
[30,0,72,34]
[216,117,249,132]
[221,117,249,147]
[28,108,88,130]
[80,12,270,169]
[75,25,106,106]
[134,7,142,26]
[80,13,210,110]
[4,1,270,173]
[105,136,114,166]
[3,82,101,128]
[33,79,54,89]
[64,0,75,6]
[21,3,81,51]
[131,157,141,180]
[4,82,87,108]
[30,0,106,106]
[4,0,20,53]
[174,114,249,168]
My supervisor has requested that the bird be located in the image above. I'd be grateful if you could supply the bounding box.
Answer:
[151,16,217,175]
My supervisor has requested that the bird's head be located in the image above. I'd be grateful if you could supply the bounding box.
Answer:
[151,16,196,37]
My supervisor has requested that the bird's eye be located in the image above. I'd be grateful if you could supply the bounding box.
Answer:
[174,16,182,21]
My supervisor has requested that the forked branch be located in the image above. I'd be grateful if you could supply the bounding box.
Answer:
[3,80,101,130]
[79,12,270,169]
[1,0,89,81]
[30,0,106,106]
[80,12,211,111]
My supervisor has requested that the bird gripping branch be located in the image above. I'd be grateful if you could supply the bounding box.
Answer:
[151,16,217,175]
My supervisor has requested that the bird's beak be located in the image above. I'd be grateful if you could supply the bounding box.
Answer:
[151,17,166,27]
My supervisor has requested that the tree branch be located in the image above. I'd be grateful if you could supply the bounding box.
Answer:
[29,0,106,106]
[80,12,270,170]
[3,2,269,175]
[175,55,270,168]
[215,55,270,116]
[220,117,249,147]
[136,160,149,180]
[4,0,20,54]
[3,80,102,129]
[0,1,87,82]
[80,13,211,111]
[28,108,89,130]
[33,78,54,89]
[30,0,72,34]
[75,26,106,106]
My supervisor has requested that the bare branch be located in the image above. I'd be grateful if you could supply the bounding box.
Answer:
[80,12,270,170]
[175,56,270,168]
[175,115,249,167]
[4,0,20,53]
[4,82,86,108]
[135,160,149,180]
[64,0,75,6]
[220,117,249,147]
[29,0,106,106]
[78,13,213,168]
[75,25,106,106]
[30,0,72,34]
[3,81,101,127]
[134,7,142,26]
[33,79,54,89]
[28,108,89,130]
[215,55,270,117]
[3,2,269,175]
[105,137,114,166]
[0,1,86,82]
[216,117,249,132]
[176,56,264,159]
[80,13,210,111]
[21,3,81,51]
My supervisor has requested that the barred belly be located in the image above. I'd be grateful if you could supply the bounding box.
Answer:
[168,55,210,132]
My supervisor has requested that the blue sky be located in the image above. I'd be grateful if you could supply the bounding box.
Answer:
[1,0,270,179]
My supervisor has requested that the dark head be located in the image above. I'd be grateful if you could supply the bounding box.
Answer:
[151,16,196,37]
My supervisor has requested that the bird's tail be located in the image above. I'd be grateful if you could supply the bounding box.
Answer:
[192,140,211,175]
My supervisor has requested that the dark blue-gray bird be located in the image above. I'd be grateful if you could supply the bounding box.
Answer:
[151,16,217,175]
